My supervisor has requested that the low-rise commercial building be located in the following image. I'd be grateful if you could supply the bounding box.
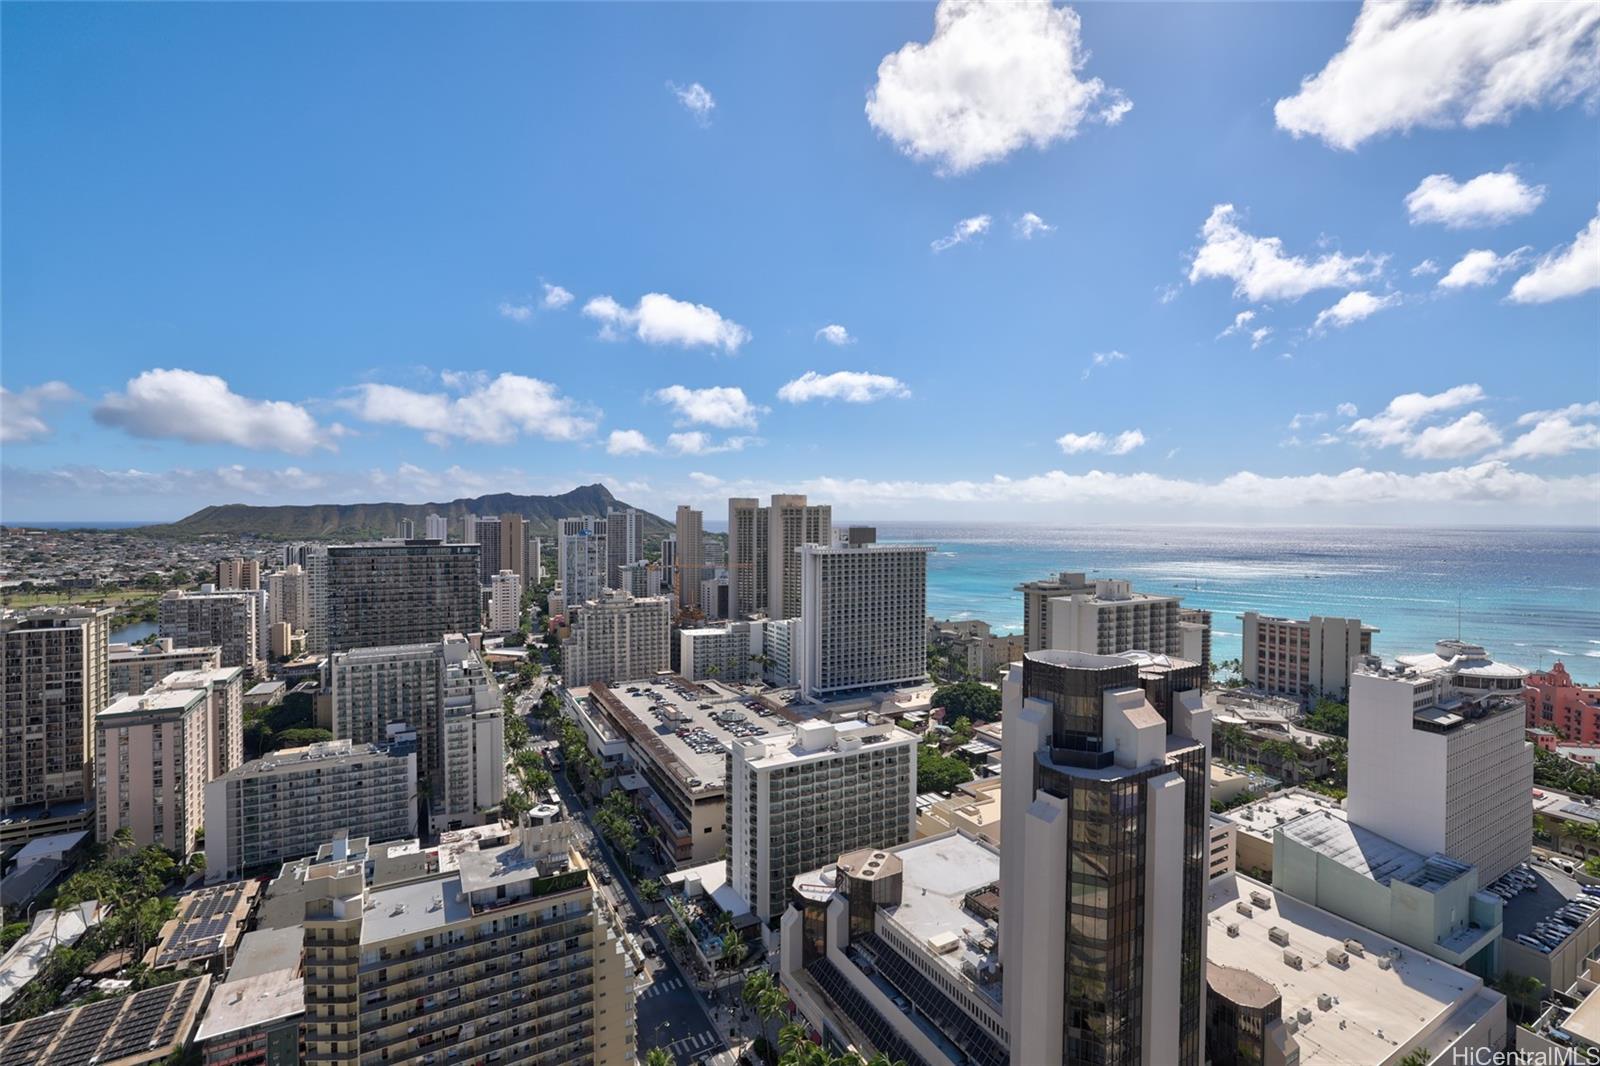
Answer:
[914,777,1001,845]
[1206,874,1506,1066]
[148,880,262,973]
[109,639,221,696]
[0,974,210,1064]
[204,739,417,880]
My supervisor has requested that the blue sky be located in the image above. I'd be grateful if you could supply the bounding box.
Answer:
[3,1,1598,524]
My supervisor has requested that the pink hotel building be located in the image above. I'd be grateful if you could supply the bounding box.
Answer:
[1525,662,1600,744]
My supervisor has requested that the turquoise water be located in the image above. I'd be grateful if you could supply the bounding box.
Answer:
[870,525,1600,684]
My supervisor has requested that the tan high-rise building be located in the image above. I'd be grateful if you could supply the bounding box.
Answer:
[563,591,671,687]
[1240,611,1377,701]
[265,563,310,633]
[159,588,266,678]
[727,497,769,619]
[500,512,528,585]
[675,505,705,616]
[95,686,209,853]
[215,557,262,591]
[109,639,222,697]
[766,494,831,620]
[298,816,635,1066]
[161,666,246,780]
[1,607,112,836]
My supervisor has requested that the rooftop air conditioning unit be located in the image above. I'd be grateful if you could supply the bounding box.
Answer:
[1326,948,1349,968]
[1344,939,1365,957]
[1269,926,1290,946]
[1283,950,1303,969]
[1317,993,1334,1010]
[1297,1007,1313,1023]
[1226,924,1240,938]
[1250,890,1271,908]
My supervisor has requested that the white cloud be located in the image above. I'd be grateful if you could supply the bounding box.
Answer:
[669,81,715,124]
[1288,411,1328,431]
[1437,247,1530,290]
[1081,349,1127,380]
[1,381,79,444]
[1312,290,1401,331]
[1274,0,1600,150]
[1405,168,1547,228]
[1250,327,1274,349]
[777,371,911,405]
[1013,212,1054,239]
[1217,309,1256,339]
[1492,414,1600,460]
[542,283,574,310]
[606,429,656,456]
[667,432,753,456]
[688,471,722,487]
[94,369,332,454]
[498,302,534,322]
[1411,259,1441,277]
[1189,204,1384,301]
[1337,402,1359,418]
[346,372,596,445]
[931,214,992,253]
[1056,428,1146,455]
[653,385,765,429]
[1343,383,1486,449]
[864,0,1129,175]
[815,324,855,346]
[1405,411,1503,459]
[1508,207,1600,303]
[583,292,750,352]
[1517,401,1600,426]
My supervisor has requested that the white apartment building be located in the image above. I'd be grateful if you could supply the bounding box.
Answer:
[1044,578,1186,660]
[264,564,310,634]
[1346,640,1533,883]
[679,621,764,682]
[763,617,797,686]
[1240,611,1377,701]
[424,512,449,540]
[159,587,267,678]
[797,530,931,699]
[1,606,112,830]
[326,634,504,832]
[605,508,645,589]
[560,521,607,606]
[95,687,209,852]
[489,568,523,633]
[729,717,918,924]
[301,545,328,654]
[617,559,660,599]
[109,639,221,696]
[563,591,671,687]
[160,666,246,780]
[767,494,831,620]
[204,739,417,880]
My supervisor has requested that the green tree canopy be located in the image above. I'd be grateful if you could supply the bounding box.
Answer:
[932,681,1000,722]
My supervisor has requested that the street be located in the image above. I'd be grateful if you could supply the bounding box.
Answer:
[542,728,735,1066]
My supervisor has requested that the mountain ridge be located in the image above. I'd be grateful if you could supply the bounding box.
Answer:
[140,483,672,540]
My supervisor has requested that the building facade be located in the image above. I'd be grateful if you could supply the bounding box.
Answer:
[1000,649,1211,1066]
[264,564,310,634]
[95,687,209,852]
[109,639,222,696]
[563,591,672,687]
[675,506,705,616]
[797,530,931,698]
[729,718,917,924]
[1205,962,1300,1066]
[1526,662,1600,743]
[161,666,246,780]
[1346,640,1533,884]
[767,494,831,620]
[1,606,111,824]
[1240,611,1377,702]
[605,508,645,590]
[424,512,449,540]
[727,496,770,619]
[324,541,481,652]
[215,557,262,591]
[204,739,417,879]
[296,815,634,1066]
[490,569,523,633]
[159,588,266,678]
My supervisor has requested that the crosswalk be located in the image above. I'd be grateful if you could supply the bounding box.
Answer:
[663,1027,723,1061]
[637,974,684,999]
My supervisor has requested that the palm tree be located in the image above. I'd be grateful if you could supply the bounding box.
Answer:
[743,970,788,1057]
[643,1048,674,1066]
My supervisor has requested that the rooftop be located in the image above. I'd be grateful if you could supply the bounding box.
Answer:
[0,974,209,1066]
[733,717,917,771]
[1207,874,1502,1066]
[1501,862,1600,945]
[1278,809,1473,892]
[359,874,472,943]
[1208,961,1280,1010]
[225,926,305,981]
[151,880,261,968]
[195,967,304,1042]
[99,686,205,720]
[1217,788,1345,843]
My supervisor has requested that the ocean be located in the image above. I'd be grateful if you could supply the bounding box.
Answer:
[867,524,1600,684]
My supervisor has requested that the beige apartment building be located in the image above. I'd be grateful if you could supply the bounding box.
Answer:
[766,494,831,620]
[674,505,705,616]
[161,666,246,780]
[1,606,112,836]
[109,639,222,696]
[95,686,210,852]
[727,497,770,619]
[216,557,262,590]
[562,591,671,687]
[298,815,634,1066]
[1240,610,1377,701]
[265,563,310,633]
[159,587,266,678]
